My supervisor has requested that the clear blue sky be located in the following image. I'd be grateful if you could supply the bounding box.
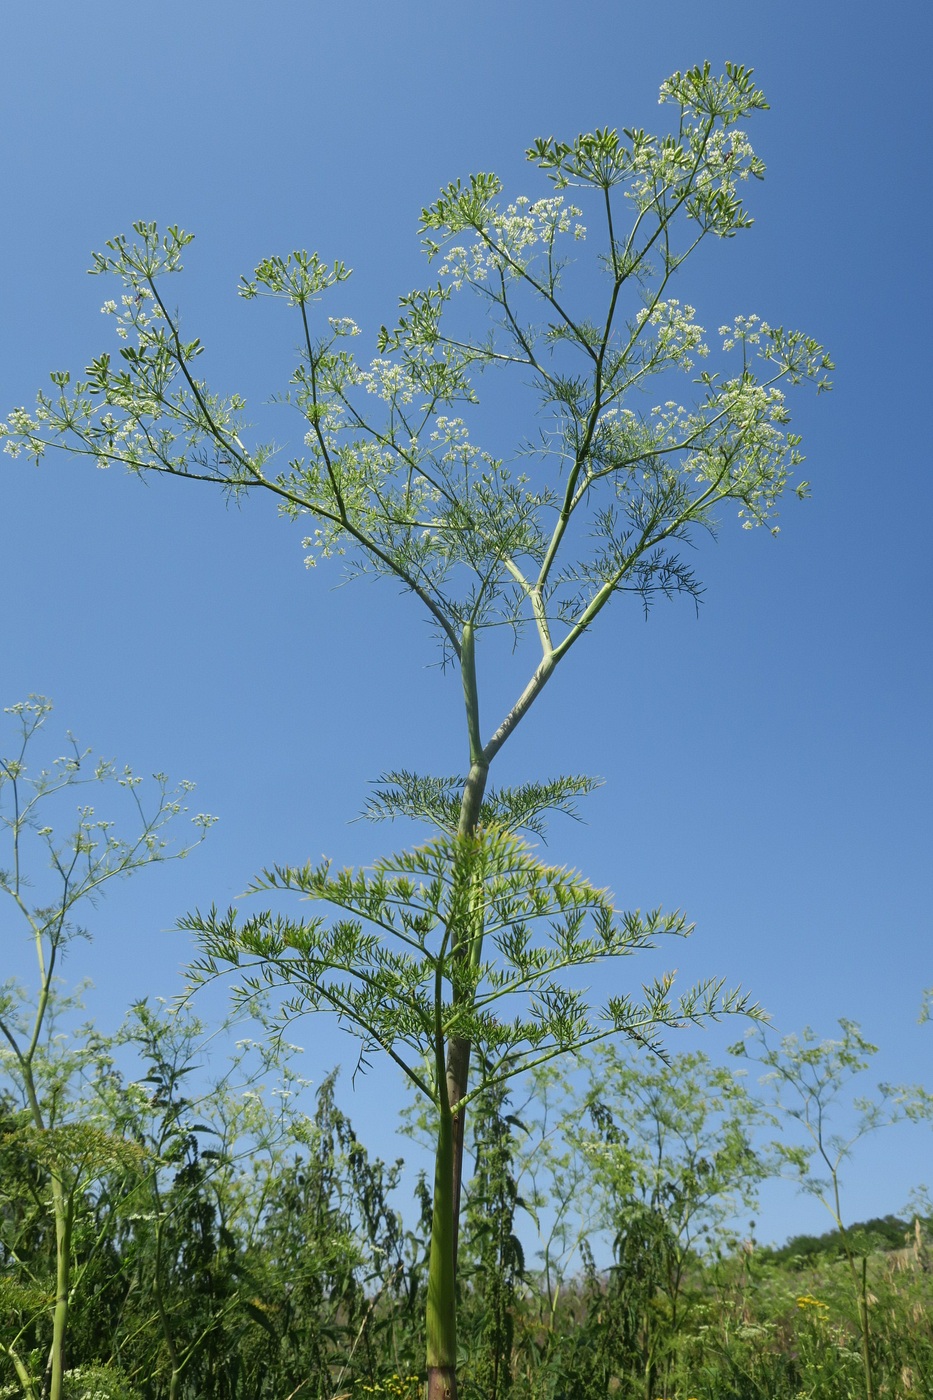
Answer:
[2,0,931,1247]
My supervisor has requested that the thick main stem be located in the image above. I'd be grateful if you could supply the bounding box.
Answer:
[429,607,571,1392]
[48,1180,72,1400]
[445,1033,472,1270]
[426,623,491,1398]
[448,624,490,1264]
[426,1104,458,1400]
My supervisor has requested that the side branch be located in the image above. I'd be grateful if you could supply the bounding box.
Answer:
[482,653,557,766]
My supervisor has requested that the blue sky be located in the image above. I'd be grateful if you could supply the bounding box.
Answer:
[2,1,931,1246]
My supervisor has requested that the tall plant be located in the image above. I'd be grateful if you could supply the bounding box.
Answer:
[0,698,213,1400]
[4,63,831,1397]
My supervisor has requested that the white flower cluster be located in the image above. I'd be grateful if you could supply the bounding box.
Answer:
[300,428,427,569]
[492,194,586,250]
[718,313,771,353]
[631,137,691,195]
[1,406,40,456]
[327,316,361,337]
[429,415,470,445]
[302,400,346,450]
[58,1367,139,1400]
[628,122,761,218]
[701,127,758,184]
[437,242,492,289]
[649,398,701,445]
[636,299,709,367]
[700,374,795,531]
[302,525,344,566]
[437,194,585,288]
[357,357,417,404]
[657,75,678,105]
[98,288,165,341]
[428,415,491,474]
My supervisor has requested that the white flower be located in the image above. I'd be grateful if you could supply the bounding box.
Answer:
[327,316,360,337]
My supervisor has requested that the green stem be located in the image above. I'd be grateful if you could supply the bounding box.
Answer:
[153,1208,184,1400]
[425,618,491,1400]
[426,1104,458,1400]
[448,619,489,1275]
[445,1033,471,1273]
[5,1344,39,1400]
[48,1178,73,1400]
[858,1254,875,1400]
[832,1168,875,1400]
[457,620,488,836]
[19,1051,72,1400]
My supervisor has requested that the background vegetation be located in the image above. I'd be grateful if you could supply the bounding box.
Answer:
[2,983,931,1400]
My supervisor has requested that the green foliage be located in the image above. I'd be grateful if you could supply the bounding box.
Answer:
[762,1214,920,1267]
[3,991,932,1400]
[731,1021,933,1400]
[458,1067,527,1400]
[0,986,422,1400]
[359,772,602,844]
[0,696,213,969]
[731,1021,920,1222]
[0,699,213,1400]
[499,1045,770,1399]
[186,827,755,1109]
